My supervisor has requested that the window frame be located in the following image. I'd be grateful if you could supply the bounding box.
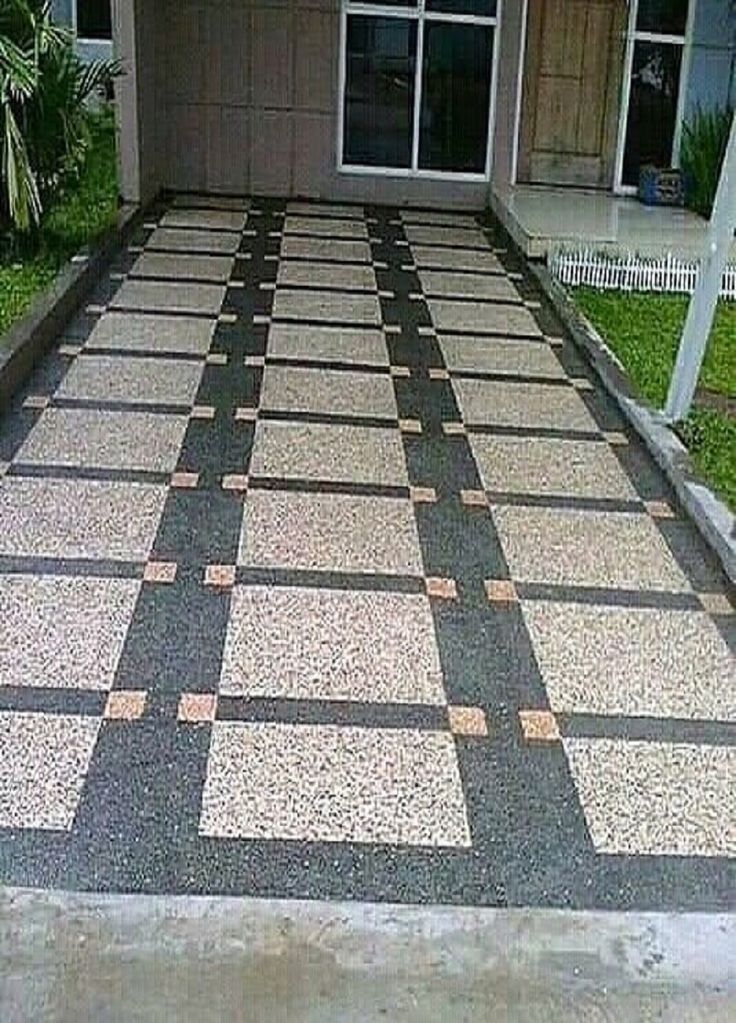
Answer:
[73,0,113,44]
[337,0,503,182]
[614,0,698,194]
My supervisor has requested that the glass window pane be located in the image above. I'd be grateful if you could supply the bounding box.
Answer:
[426,1,497,15]
[77,0,112,40]
[622,41,683,186]
[635,0,689,36]
[344,16,417,169]
[419,23,493,173]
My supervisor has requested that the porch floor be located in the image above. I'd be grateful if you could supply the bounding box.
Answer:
[491,183,736,261]
[0,197,733,908]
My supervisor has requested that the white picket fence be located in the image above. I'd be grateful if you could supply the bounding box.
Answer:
[549,248,736,300]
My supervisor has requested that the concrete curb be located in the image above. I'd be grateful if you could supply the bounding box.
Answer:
[529,261,736,586]
[0,203,140,409]
[1,887,734,1021]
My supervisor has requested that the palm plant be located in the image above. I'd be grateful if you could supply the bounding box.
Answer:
[680,104,734,219]
[0,0,119,232]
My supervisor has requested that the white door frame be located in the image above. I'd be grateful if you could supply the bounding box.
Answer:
[336,0,503,183]
[613,0,698,195]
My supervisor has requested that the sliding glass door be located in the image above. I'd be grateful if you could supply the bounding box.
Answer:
[616,0,693,190]
[340,1,500,179]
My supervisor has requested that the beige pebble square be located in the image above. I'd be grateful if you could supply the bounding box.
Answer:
[399,419,422,434]
[390,365,411,378]
[485,579,518,604]
[205,564,236,588]
[410,486,437,504]
[143,560,177,584]
[426,577,458,600]
[222,474,249,492]
[442,422,466,436]
[460,489,489,508]
[235,407,258,422]
[645,500,676,519]
[104,690,147,721]
[448,706,489,738]
[171,472,199,489]
[191,405,216,420]
[178,693,218,723]
[699,592,734,616]
[519,710,561,743]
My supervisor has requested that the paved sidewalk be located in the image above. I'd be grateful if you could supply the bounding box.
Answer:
[0,198,733,909]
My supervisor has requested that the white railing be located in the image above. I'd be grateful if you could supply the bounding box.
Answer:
[549,248,736,300]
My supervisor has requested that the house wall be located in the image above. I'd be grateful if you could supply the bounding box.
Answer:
[686,0,736,115]
[150,0,489,207]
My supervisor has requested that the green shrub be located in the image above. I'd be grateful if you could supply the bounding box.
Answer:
[680,104,733,218]
[0,0,120,232]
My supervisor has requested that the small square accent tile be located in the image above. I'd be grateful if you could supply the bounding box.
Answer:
[572,377,594,391]
[205,564,236,588]
[410,486,437,504]
[417,326,436,337]
[171,472,199,489]
[245,356,266,368]
[206,353,228,366]
[58,344,83,357]
[384,324,402,334]
[390,365,411,378]
[429,368,450,381]
[191,405,216,420]
[426,577,458,600]
[519,710,561,743]
[546,335,565,347]
[399,418,422,434]
[254,315,271,325]
[178,692,217,723]
[222,474,248,492]
[442,422,466,436]
[143,560,177,584]
[22,395,50,410]
[104,690,147,721]
[378,290,395,299]
[85,304,106,315]
[699,592,734,615]
[485,579,518,604]
[218,312,238,324]
[645,500,676,519]
[524,300,542,310]
[448,705,489,738]
[235,406,258,422]
[460,489,489,509]
[604,431,629,445]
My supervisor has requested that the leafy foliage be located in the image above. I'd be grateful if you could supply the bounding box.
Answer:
[680,104,734,218]
[0,0,119,232]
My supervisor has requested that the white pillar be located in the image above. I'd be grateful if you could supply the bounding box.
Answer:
[664,114,736,422]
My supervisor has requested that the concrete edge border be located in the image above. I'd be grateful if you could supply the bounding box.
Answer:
[0,202,141,407]
[528,261,736,587]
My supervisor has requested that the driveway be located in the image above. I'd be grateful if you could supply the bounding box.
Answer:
[0,197,733,909]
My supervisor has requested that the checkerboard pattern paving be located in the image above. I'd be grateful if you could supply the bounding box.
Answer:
[0,197,733,907]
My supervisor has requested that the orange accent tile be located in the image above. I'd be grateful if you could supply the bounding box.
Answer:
[205,564,236,588]
[604,431,629,445]
[699,592,734,616]
[448,705,489,738]
[22,395,50,410]
[104,690,147,721]
[171,472,199,489]
[442,422,466,436]
[645,500,676,520]
[485,580,518,604]
[177,692,217,723]
[222,474,248,492]
[378,290,395,299]
[384,324,402,335]
[519,710,561,743]
[390,365,411,378]
[426,577,458,600]
[460,489,488,509]
[235,407,258,422]
[191,405,216,420]
[244,356,265,367]
[428,368,450,381]
[206,353,228,365]
[218,312,238,324]
[85,304,106,315]
[143,561,177,584]
[572,377,594,391]
[399,419,422,434]
[546,335,565,347]
[417,326,435,337]
[410,486,437,504]
[58,344,83,357]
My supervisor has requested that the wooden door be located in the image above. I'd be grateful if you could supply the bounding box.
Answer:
[518,0,627,188]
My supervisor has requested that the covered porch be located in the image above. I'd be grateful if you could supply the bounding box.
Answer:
[490,183,736,261]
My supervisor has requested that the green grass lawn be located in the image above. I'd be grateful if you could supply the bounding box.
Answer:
[573,287,736,510]
[0,110,119,339]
